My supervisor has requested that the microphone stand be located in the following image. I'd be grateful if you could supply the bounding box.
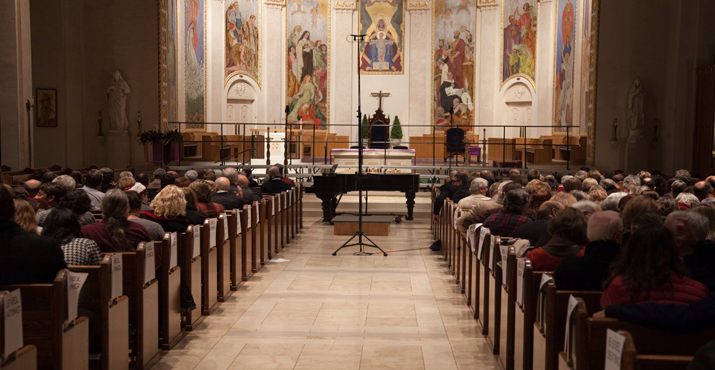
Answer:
[333,33,386,257]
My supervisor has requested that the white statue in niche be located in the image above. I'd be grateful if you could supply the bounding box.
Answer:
[627,79,644,137]
[106,71,131,131]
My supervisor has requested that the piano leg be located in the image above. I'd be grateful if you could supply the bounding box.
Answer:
[405,191,416,220]
[316,193,338,223]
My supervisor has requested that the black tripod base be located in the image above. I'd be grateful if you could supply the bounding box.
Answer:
[332,231,387,256]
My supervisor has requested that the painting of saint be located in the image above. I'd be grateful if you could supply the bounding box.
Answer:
[432,0,476,129]
[501,0,537,84]
[553,0,577,128]
[286,0,329,129]
[580,0,591,129]
[225,0,260,84]
[167,0,178,125]
[185,0,205,127]
[359,0,404,73]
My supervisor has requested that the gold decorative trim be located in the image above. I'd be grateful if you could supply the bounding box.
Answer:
[586,0,600,164]
[407,1,430,11]
[264,0,285,6]
[334,1,356,10]
[478,0,498,6]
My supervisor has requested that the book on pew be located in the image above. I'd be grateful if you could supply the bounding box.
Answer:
[604,329,626,370]
[65,270,88,325]
[145,243,156,284]
[1,289,23,359]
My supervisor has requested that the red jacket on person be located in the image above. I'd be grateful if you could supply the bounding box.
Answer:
[601,274,709,308]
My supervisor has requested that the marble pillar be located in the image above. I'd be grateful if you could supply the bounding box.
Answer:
[264,0,286,124]
[0,0,33,168]
[407,1,431,136]
[332,1,356,140]
[476,0,499,139]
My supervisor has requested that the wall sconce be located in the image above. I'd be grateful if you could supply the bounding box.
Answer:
[97,111,103,136]
[611,118,618,142]
[136,111,142,132]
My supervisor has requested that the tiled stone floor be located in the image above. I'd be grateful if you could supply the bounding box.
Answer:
[151,215,498,370]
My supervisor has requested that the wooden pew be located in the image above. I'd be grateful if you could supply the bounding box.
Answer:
[200,218,219,315]
[618,330,694,370]
[177,225,203,330]
[0,271,90,370]
[118,243,160,369]
[216,214,233,302]
[263,196,275,260]
[157,234,183,350]
[249,201,260,273]
[69,255,130,369]
[0,345,37,370]
[487,234,502,355]
[467,225,483,317]
[478,233,493,335]
[497,245,517,370]
[257,200,267,266]
[228,210,243,289]
[560,298,715,370]
[280,192,288,248]
[272,194,282,253]
[297,185,304,231]
[514,259,543,370]
[532,278,601,370]
[239,206,254,280]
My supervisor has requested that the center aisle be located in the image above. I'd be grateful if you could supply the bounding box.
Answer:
[151,216,498,370]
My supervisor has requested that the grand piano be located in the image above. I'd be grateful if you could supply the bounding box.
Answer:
[310,173,420,222]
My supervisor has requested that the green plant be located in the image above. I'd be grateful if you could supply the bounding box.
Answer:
[163,129,183,143]
[138,130,163,144]
[361,114,369,139]
[391,116,403,139]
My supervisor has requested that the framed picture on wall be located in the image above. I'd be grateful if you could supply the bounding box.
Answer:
[36,88,58,127]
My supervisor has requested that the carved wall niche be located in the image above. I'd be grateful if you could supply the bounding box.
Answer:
[499,80,536,137]
[225,78,258,133]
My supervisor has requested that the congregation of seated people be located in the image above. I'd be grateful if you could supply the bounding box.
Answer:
[0,163,293,285]
[435,167,715,333]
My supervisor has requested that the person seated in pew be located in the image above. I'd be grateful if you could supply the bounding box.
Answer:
[140,185,206,232]
[665,210,715,291]
[554,210,622,291]
[125,191,165,241]
[213,177,246,211]
[482,188,533,237]
[13,198,38,234]
[242,166,259,188]
[81,189,152,252]
[524,179,553,219]
[514,200,564,248]
[275,163,296,187]
[433,172,471,222]
[261,166,292,194]
[600,220,708,308]
[126,181,152,212]
[0,185,67,284]
[456,177,490,211]
[79,168,104,211]
[42,207,102,265]
[690,204,715,241]
[34,182,67,225]
[189,179,225,218]
[57,189,96,226]
[222,167,242,195]
[182,187,208,224]
[455,180,520,237]
[237,174,261,202]
[526,207,587,270]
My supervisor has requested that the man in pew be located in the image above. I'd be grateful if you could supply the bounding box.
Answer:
[482,188,533,237]
[514,200,564,247]
[456,177,491,211]
[665,210,715,291]
[237,174,260,203]
[213,177,245,210]
[82,189,152,252]
[0,185,67,284]
[223,167,242,195]
[80,168,105,211]
[433,172,470,222]
[126,190,165,241]
[261,166,292,194]
[554,210,621,290]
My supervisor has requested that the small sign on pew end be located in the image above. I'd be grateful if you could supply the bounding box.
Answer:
[192,226,201,258]
[66,271,88,325]
[604,329,626,370]
[169,232,178,269]
[144,243,156,285]
[209,219,218,248]
[1,289,23,359]
[110,254,123,301]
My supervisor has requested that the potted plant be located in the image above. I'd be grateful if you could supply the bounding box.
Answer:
[391,115,403,146]
[163,129,183,165]
[139,130,163,165]
[360,114,369,141]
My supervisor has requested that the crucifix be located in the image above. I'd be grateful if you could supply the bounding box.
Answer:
[370,90,390,111]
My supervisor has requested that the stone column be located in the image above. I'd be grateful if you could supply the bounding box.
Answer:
[332,1,356,140]
[535,0,555,138]
[264,0,286,124]
[0,0,33,168]
[476,0,499,139]
[407,1,431,136]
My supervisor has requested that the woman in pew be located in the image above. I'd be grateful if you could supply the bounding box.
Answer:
[13,198,38,233]
[600,219,708,308]
[140,184,206,232]
[81,189,152,252]
[42,207,102,265]
[189,179,224,218]
[526,207,588,270]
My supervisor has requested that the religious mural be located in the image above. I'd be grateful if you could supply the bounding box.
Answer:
[359,0,405,74]
[185,0,205,127]
[225,0,260,84]
[501,0,537,84]
[167,0,178,124]
[579,0,591,129]
[286,0,329,129]
[553,0,577,128]
[432,0,476,130]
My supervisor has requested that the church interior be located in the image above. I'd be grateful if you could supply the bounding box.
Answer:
[2,0,715,369]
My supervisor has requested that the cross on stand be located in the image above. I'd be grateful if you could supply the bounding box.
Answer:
[370,90,390,110]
